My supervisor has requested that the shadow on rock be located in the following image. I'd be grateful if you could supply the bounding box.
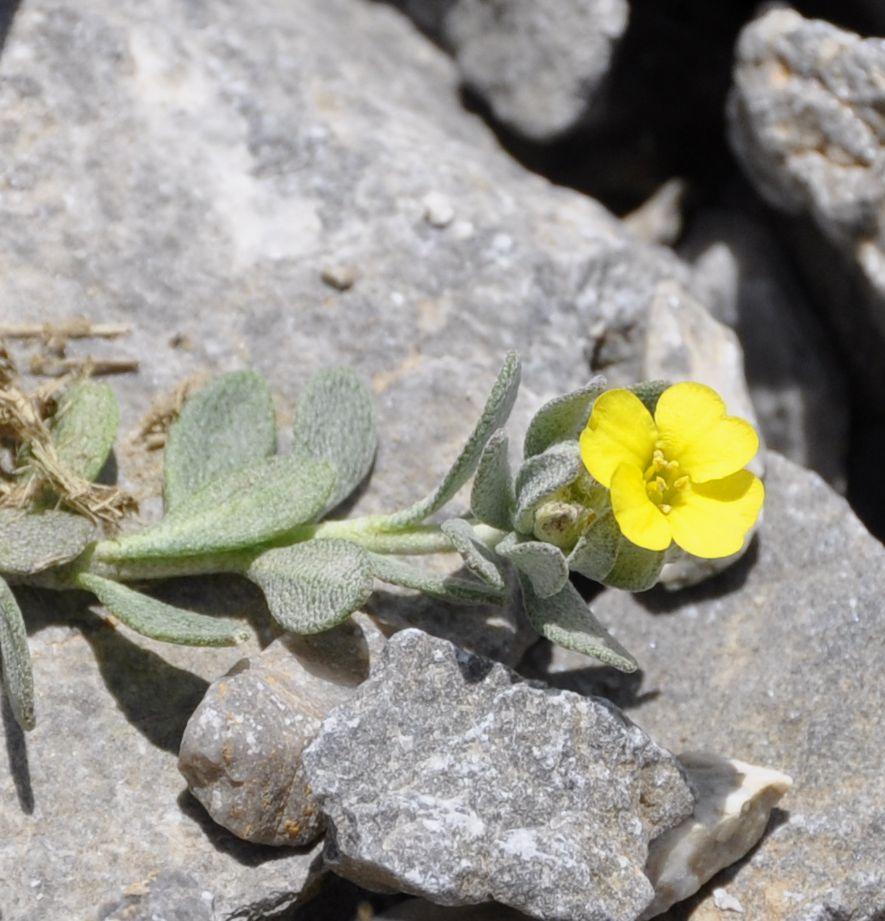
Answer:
[176,788,322,869]
[633,538,760,616]
[518,639,658,711]
[80,620,210,755]
[2,693,34,814]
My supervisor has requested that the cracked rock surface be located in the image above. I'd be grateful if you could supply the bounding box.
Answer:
[303,629,694,921]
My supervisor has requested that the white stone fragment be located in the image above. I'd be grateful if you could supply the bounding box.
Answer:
[641,752,792,919]
[422,191,455,228]
[713,887,745,913]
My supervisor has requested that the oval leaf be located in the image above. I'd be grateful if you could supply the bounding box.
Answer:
[0,508,95,576]
[567,512,621,582]
[513,441,583,535]
[164,371,276,512]
[441,519,506,590]
[247,539,374,634]
[292,368,377,515]
[378,352,521,530]
[51,380,120,481]
[102,455,335,561]
[519,575,638,673]
[469,429,514,531]
[602,536,665,592]
[77,572,250,646]
[496,533,569,599]
[0,577,35,730]
[522,377,606,458]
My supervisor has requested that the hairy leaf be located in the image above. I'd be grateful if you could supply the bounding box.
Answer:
[567,512,621,582]
[51,380,120,481]
[103,455,335,561]
[0,577,35,730]
[0,508,95,576]
[520,576,638,672]
[292,368,377,514]
[630,380,670,415]
[379,352,521,529]
[164,370,276,512]
[603,537,665,592]
[247,539,374,634]
[513,441,583,535]
[496,533,569,598]
[77,573,250,646]
[369,553,506,605]
[469,429,514,531]
[441,519,505,590]
[522,377,606,458]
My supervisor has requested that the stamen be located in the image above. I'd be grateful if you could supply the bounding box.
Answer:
[674,475,689,490]
[660,503,672,514]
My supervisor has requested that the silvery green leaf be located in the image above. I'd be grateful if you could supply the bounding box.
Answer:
[496,532,569,598]
[103,455,335,561]
[164,370,276,512]
[76,572,250,646]
[369,553,506,606]
[568,512,621,582]
[292,368,377,514]
[246,539,374,634]
[0,577,35,730]
[379,352,521,529]
[513,441,583,535]
[0,508,96,576]
[602,536,665,591]
[630,380,670,415]
[522,377,606,458]
[51,380,120,481]
[519,575,638,672]
[469,429,513,531]
[440,519,505,590]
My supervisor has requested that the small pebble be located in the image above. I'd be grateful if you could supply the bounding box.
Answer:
[713,887,745,913]
[422,191,455,228]
[320,264,357,291]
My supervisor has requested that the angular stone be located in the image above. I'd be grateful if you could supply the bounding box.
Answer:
[0,584,323,921]
[179,613,388,847]
[303,629,694,921]
[641,753,792,919]
[526,453,885,920]
[728,9,885,400]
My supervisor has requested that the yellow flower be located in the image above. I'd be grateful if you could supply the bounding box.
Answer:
[579,383,764,558]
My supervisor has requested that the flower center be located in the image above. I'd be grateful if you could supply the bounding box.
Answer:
[643,447,690,515]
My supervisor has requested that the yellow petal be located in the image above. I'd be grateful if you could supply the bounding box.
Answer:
[579,389,657,488]
[667,471,764,559]
[611,462,672,552]
[655,382,759,482]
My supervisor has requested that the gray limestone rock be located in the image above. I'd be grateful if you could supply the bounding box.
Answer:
[391,0,629,141]
[728,9,885,399]
[684,210,849,491]
[179,613,388,847]
[0,585,323,921]
[524,452,885,921]
[303,629,694,921]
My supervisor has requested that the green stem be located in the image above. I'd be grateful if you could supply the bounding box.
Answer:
[55,516,508,587]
